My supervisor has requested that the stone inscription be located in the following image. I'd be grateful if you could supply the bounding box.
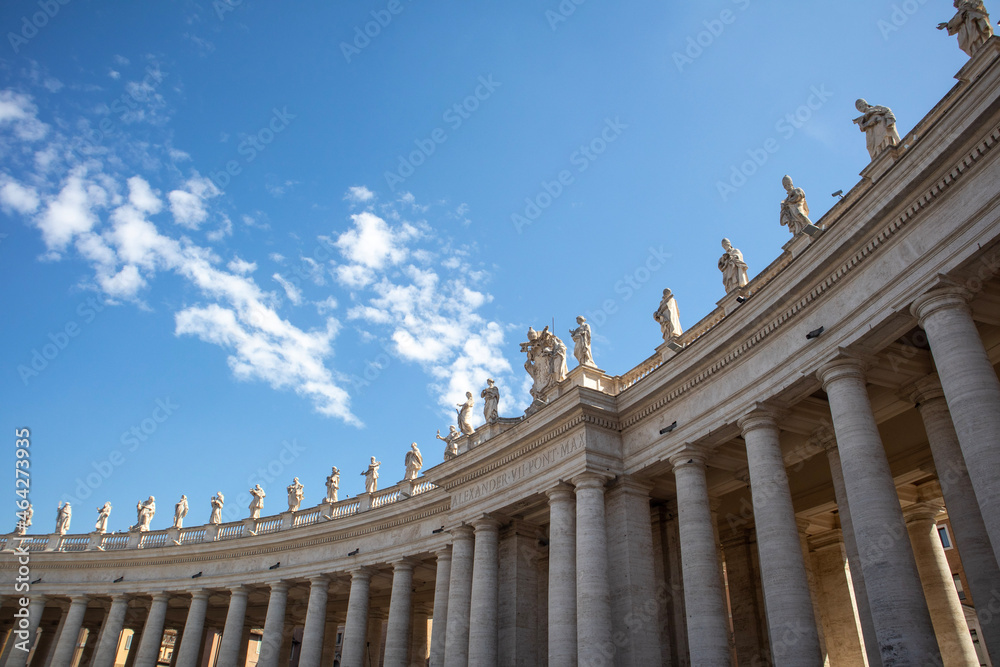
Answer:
[451,433,584,507]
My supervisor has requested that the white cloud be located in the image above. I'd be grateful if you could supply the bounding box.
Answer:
[0,177,40,214]
[315,296,338,314]
[228,256,257,274]
[168,174,220,229]
[273,273,303,305]
[35,168,106,251]
[334,211,418,272]
[127,176,162,214]
[345,185,375,203]
[0,90,48,141]
[109,70,121,80]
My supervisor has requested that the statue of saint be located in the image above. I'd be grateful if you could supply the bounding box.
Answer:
[56,502,72,535]
[718,239,750,293]
[436,426,461,460]
[325,467,340,503]
[779,175,812,235]
[286,478,304,512]
[404,443,423,480]
[938,0,993,57]
[653,289,684,342]
[481,378,500,424]
[209,492,224,525]
[173,496,188,529]
[457,391,476,435]
[520,326,569,403]
[131,496,155,532]
[248,485,266,519]
[95,502,112,534]
[569,316,597,367]
[361,457,381,494]
[16,503,33,535]
[853,99,900,160]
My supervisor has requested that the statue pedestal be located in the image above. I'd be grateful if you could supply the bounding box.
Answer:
[242,518,257,535]
[280,512,294,531]
[782,225,823,259]
[87,532,104,550]
[166,527,181,544]
[399,480,416,498]
[320,501,334,520]
[45,533,62,551]
[861,143,902,185]
[716,288,749,316]
[205,524,220,541]
[357,492,372,512]
[656,339,683,363]
[127,531,143,549]
[957,35,1000,83]
[565,364,616,394]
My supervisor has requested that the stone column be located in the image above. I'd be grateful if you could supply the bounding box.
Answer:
[410,608,429,667]
[298,575,329,667]
[136,595,171,667]
[216,586,249,666]
[818,358,941,663]
[444,526,475,667]
[810,532,868,666]
[384,560,415,667]
[604,476,663,665]
[468,516,500,666]
[913,375,1000,660]
[573,473,613,663]
[738,410,822,665]
[49,596,90,667]
[92,595,130,667]
[821,435,882,667]
[669,453,732,665]
[721,529,768,665]
[257,582,288,667]
[498,520,540,666]
[173,590,209,667]
[365,612,385,667]
[546,483,577,667]
[429,549,451,667]
[342,568,372,667]
[903,503,981,666]
[5,595,47,667]
[913,288,1000,561]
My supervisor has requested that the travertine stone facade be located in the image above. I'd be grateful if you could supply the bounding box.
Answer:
[4,35,1000,667]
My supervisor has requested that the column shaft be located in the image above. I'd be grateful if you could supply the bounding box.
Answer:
[342,570,372,667]
[819,359,941,663]
[429,550,451,667]
[299,576,329,667]
[5,596,47,667]
[257,582,288,667]
[92,596,130,667]
[468,517,500,666]
[49,597,91,667]
[384,562,415,667]
[575,474,613,663]
[174,591,209,667]
[409,610,429,667]
[546,484,577,667]
[444,526,475,667]
[216,587,249,666]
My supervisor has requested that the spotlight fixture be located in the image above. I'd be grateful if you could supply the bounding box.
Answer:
[31,577,42,584]
[659,421,678,435]
[268,562,281,570]
[348,548,360,556]
[666,339,683,352]
[113,576,124,583]
[735,296,747,304]
[431,527,445,534]
[806,326,825,340]
[832,190,844,199]
[191,572,203,579]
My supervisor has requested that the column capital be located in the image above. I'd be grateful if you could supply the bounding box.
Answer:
[816,355,868,389]
[902,501,945,524]
[736,407,782,436]
[571,471,611,490]
[606,474,655,496]
[188,589,211,601]
[307,574,330,587]
[433,545,452,561]
[667,449,708,471]
[472,514,502,532]
[389,557,419,572]
[905,373,946,405]
[229,585,249,597]
[910,286,973,324]
[267,580,289,595]
[545,481,576,504]
[348,566,375,581]
[449,523,475,542]
[69,594,92,603]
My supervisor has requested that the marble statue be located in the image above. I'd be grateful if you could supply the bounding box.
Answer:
[131,496,155,532]
[853,99,900,159]
[404,443,423,480]
[248,485,266,519]
[362,457,381,494]
[56,502,71,535]
[520,326,570,402]
[718,239,750,293]
[209,492,224,524]
[779,175,813,235]
[938,0,993,57]
[457,391,476,435]
[173,495,188,529]
[95,502,111,534]
[16,503,33,535]
[569,316,597,368]
[436,426,461,460]
[325,467,340,503]
[481,378,500,424]
[287,477,304,512]
[653,288,684,342]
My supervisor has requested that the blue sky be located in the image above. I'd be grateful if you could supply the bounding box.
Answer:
[1,0,973,533]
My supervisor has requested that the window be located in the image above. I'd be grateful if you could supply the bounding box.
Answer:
[953,573,966,601]
[124,634,132,650]
[938,525,953,549]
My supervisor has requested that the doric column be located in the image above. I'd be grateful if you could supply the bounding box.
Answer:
[722,528,768,664]
[342,568,372,667]
[903,503,981,666]
[573,473,613,663]
[913,375,1000,660]
[365,611,385,667]
[410,607,430,667]
[810,532,868,666]
[257,582,288,667]
[468,516,501,666]
[444,525,475,667]
[49,596,91,667]
[429,549,451,667]
[298,575,329,667]
[604,476,663,665]
[820,434,883,667]
[913,288,1000,561]
[546,483,577,667]
[817,358,941,663]
[5,595,48,667]
[216,586,249,666]
[497,520,540,666]
[384,560,415,667]
[738,410,822,665]
[669,453,732,665]
[134,593,171,667]
[174,590,210,667]
[91,595,130,667]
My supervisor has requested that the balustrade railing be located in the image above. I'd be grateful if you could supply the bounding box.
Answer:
[58,536,89,552]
